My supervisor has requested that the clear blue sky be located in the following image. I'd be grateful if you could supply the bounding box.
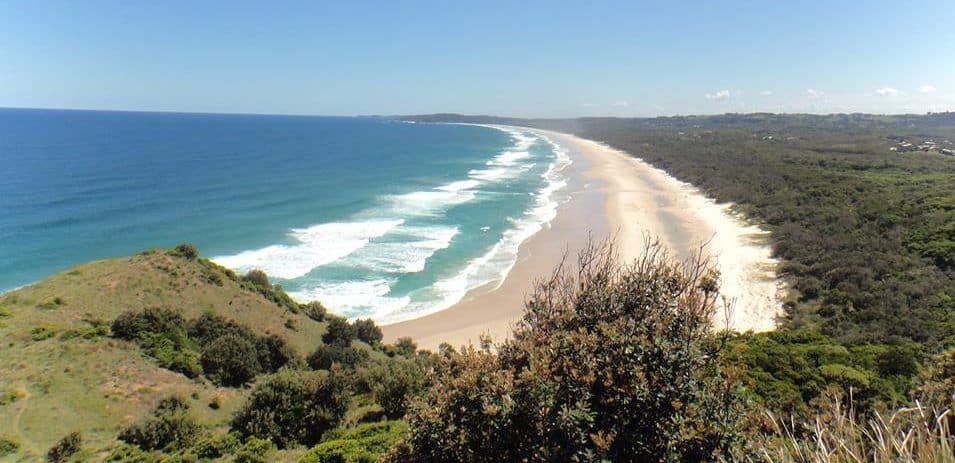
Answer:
[2,0,953,117]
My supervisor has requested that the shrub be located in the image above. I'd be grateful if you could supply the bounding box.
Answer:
[30,325,56,341]
[187,312,251,346]
[256,334,299,372]
[304,301,328,322]
[171,243,199,260]
[111,307,187,342]
[391,337,417,358]
[393,240,744,462]
[192,432,240,459]
[112,308,200,377]
[353,319,382,345]
[119,396,201,451]
[231,370,349,448]
[322,317,356,347]
[47,432,82,463]
[0,435,19,456]
[372,362,425,419]
[307,345,369,371]
[200,334,262,387]
[300,421,409,463]
[244,270,270,289]
[233,437,275,463]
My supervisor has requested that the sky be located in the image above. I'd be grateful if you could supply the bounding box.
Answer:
[2,0,954,117]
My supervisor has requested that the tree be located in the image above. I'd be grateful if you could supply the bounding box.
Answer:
[172,243,199,260]
[231,370,349,448]
[307,344,368,371]
[393,240,744,462]
[354,318,383,345]
[119,396,200,451]
[322,317,356,347]
[200,334,262,386]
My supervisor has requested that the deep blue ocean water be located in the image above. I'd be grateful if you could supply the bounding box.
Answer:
[0,108,569,322]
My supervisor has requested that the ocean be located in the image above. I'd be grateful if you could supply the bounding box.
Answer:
[0,108,570,323]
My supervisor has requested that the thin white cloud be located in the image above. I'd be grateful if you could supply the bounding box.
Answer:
[806,88,822,98]
[580,102,597,108]
[759,90,773,96]
[875,87,899,97]
[705,89,730,100]
[919,84,937,94]
[612,100,630,107]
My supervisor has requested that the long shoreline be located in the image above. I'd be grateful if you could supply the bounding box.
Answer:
[382,128,784,350]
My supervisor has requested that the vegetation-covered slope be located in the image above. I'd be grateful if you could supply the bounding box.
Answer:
[0,247,329,457]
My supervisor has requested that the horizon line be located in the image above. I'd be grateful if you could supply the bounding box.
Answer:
[1,105,951,120]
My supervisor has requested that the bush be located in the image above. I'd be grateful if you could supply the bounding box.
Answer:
[353,319,382,345]
[390,337,417,358]
[300,421,409,463]
[304,301,328,322]
[171,243,199,260]
[119,396,201,451]
[231,370,349,448]
[244,270,270,289]
[187,312,251,346]
[393,241,744,462]
[307,345,369,371]
[256,334,299,372]
[233,437,274,463]
[200,334,262,387]
[192,432,239,459]
[322,317,356,347]
[112,308,201,377]
[111,307,187,342]
[47,432,82,463]
[0,435,18,457]
[373,362,425,419]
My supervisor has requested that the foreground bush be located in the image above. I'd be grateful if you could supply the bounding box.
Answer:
[111,308,201,378]
[231,370,349,448]
[393,240,744,462]
[119,396,200,451]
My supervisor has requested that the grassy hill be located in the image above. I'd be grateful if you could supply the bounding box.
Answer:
[0,248,328,460]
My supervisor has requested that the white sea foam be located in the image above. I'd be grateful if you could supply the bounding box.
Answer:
[373,128,574,324]
[212,219,403,279]
[288,279,411,319]
[343,225,459,274]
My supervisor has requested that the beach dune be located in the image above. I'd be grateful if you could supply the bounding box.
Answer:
[382,128,783,350]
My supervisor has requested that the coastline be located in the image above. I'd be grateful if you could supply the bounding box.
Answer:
[382,128,783,350]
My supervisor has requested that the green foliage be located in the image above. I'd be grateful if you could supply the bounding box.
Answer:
[244,270,270,289]
[307,345,369,371]
[372,362,426,419]
[170,243,199,260]
[200,334,262,387]
[300,421,409,463]
[0,435,19,456]
[112,308,201,378]
[191,432,239,459]
[118,396,201,451]
[322,317,356,347]
[395,242,744,462]
[47,432,82,463]
[353,319,382,345]
[388,338,417,358]
[725,330,918,413]
[31,324,57,341]
[233,437,275,463]
[303,301,328,322]
[231,370,349,448]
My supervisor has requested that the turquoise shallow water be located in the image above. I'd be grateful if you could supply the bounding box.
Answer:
[0,109,569,322]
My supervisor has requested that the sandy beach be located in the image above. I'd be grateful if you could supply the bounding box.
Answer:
[382,128,783,350]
